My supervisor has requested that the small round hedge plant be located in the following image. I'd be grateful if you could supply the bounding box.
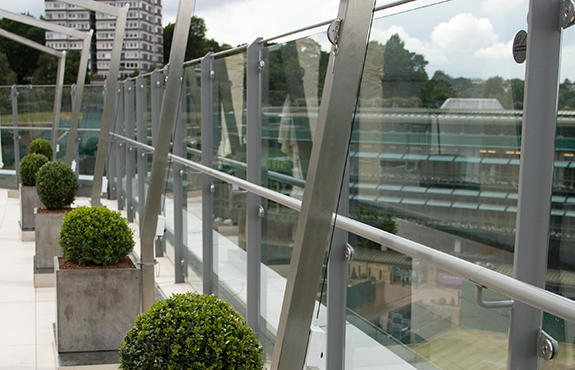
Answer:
[19,153,48,186]
[59,206,135,266]
[120,293,264,370]
[36,161,77,210]
[29,138,53,160]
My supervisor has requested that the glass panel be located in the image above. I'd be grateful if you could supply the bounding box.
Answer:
[0,86,15,188]
[211,53,248,315]
[16,85,56,161]
[542,2,575,367]
[74,84,104,195]
[345,0,526,367]
[183,64,202,286]
[259,31,331,360]
[164,163,175,263]
[347,252,511,369]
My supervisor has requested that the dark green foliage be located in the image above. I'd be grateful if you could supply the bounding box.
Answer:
[382,34,429,100]
[120,293,264,370]
[33,50,90,85]
[29,138,53,160]
[19,153,48,186]
[163,16,231,64]
[355,207,398,250]
[0,51,17,85]
[0,14,45,83]
[59,206,134,266]
[36,161,77,210]
[420,71,458,108]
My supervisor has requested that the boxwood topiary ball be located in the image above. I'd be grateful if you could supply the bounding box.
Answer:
[120,293,264,370]
[36,161,77,210]
[19,153,48,186]
[59,206,135,266]
[29,138,53,160]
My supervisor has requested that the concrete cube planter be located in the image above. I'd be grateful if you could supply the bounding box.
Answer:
[34,210,67,272]
[19,184,42,233]
[55,253,141,353]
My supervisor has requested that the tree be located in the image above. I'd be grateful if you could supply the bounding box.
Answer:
[32,50,89,85]
[559,79,575,110]
[510,78,524,110]
[382,34,428,99]
[482,76,513,109]
[0,51,17,86]
[420,70,458,108]
[163,16,230,64]
[0,14,45,83]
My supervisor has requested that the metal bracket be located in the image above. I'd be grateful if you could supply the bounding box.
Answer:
[209,183,215,193]
[561,0,575,29]
[538,329,559,360]
[475,285,514,309]
[231,184,248,194]
[345,243,354,261]
[258,205,265,218]
[327,18,342,46]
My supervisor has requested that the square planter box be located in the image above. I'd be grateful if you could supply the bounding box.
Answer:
[55,253,141,353]
[35,211,67,272]
[20,184,43,232]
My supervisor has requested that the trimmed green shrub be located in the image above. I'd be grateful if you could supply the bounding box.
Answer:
[19,153,48,186]
[59,206,134,266]
[120,293,264,370]
[36,161,77,210]
[29,138,53,160]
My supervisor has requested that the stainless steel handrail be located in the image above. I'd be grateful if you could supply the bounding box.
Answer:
[109,130,575,324]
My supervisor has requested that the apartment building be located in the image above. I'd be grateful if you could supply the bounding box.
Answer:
[43,0,163,78]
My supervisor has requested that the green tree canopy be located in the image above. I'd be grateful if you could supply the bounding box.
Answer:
[420,70,458,108]
[33,50,89,85]
[0,14,45,84]
[163,16,231,64]
[0,51,17,86]
[382,34,429,99]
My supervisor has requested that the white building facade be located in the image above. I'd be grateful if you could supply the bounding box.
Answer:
[44,0,163,78]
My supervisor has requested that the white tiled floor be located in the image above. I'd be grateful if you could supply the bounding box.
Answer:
[0,189,196,369]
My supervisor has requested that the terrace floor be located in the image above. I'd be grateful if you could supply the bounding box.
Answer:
[0,188,199,369]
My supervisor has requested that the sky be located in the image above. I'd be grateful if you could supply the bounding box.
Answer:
[2,0,575,81]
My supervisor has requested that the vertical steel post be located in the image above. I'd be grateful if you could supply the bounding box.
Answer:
[124,79,136,222]
[90,5,130,206]
[65,31,93,165]
[106,87,117,201]
[136,75,147,227]
[270,1,375,369]
[201,52,215,295]
[139,0,195,311]
[150,70,162,148]
[115,85,125,210]
[327,165,349,370]
[51,52,66,160]
[246,38,263,336]
[507,0,563,368]
[11,85,19,186]
[173,77,185,284]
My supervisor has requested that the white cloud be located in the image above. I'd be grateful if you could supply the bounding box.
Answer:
[474,40,513,60]
[194,0,340,47]
[368,13,526,79]
[431,13,497,52]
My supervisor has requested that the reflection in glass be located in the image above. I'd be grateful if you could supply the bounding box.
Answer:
[344,0,532,367]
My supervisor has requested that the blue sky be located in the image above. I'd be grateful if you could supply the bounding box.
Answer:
[2,0,575,81]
